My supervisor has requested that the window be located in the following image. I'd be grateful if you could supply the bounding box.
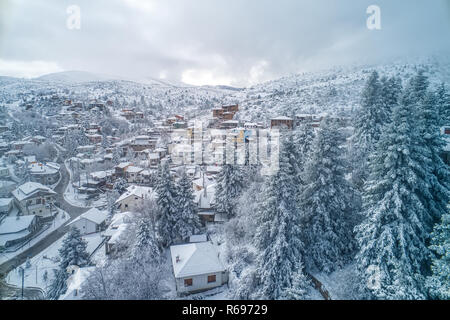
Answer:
[184,278,193,287]
[207,275,216,283]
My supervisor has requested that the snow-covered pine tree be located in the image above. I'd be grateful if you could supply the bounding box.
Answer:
[252,134,308,299]
[407,69,429,103]
[355,86,435,300]
[351,71,388,188]
[353,71,386,149]
[47,227,90,300]
[133,217,161,261]
[426,213,450,300]
[280,263,310,300]
[380,76,402,118]
[436,82,450,125]
[155,161,178,247]
[300,117,356,273]
[113,178,128,195]
[215,164,244,219]
[418,91,450,225]
[174,170,202,241]
[291,122,315,186]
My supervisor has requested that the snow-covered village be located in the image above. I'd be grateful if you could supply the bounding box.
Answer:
[0,0,449,305]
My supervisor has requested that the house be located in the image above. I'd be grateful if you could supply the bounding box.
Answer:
[28,162,60,185]
[104,211,134,255]
[11,182,57,218]
[125,166,144,183]
[0,180,16,197]
[222,104,239,113]
[0,166,10,179]
[115,162,132,178]
[86,134,102,144]
[294,113,314,127]
[270,116,294,130]
[115,185,155,212]
[170,242,228,295]
[130,136,155,152]
[194,184,216,224]
[220,120,239,130]
[0,215,38,249]
[67,208,108,235]
[0,198,13,214]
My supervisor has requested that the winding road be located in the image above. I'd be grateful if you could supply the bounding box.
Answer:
[0,156,91,299]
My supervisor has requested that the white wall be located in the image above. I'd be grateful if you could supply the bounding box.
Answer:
[70,218,98,235]
[176,271,228,294]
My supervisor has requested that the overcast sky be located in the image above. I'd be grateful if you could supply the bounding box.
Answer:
[0,0,449,86]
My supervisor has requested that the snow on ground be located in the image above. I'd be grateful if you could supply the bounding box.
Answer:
[313,263,360,300]
[63,181,107,208]
[5,231,105,292]
[0,209,70,264]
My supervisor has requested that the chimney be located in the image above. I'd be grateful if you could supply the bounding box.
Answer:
[176,255,180,263]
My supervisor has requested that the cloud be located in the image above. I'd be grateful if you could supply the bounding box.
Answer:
[0,59,63,78]
[0,0,449,85]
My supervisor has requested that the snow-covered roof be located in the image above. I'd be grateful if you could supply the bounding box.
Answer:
[28,162,59,175]
[0,215,36,234]
[271,116,293,121]
[0,229,30,247]
[69,208,107,226]
[115,185,155,204]
[125,166,144,173]
[170,242,225,278]
[116,162,131,169]
[189,234,208,243]
[12,182,56,202]
[0,198,13,207]
[194,184,216,210]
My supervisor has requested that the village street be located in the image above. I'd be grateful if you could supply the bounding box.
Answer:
[0,279,44,300]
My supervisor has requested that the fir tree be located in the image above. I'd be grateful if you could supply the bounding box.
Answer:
[215,164,244,219]
[113,178,128,195]
[253,135,307,299]
[174,170,202,241]
[436,82,450,125]
[355,88,434,299]
[155,161,178,247]
[418,91,450,224]
[300,117,356,273]
[353,71,386,149]
[426,213,450,300]
[291,123,315,187]
[47,227,90,300]
[380,76,402,117]
[351,71,388,188]
[133,217,161,261]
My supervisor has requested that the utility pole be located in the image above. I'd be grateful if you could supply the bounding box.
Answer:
[19,267,24,300]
